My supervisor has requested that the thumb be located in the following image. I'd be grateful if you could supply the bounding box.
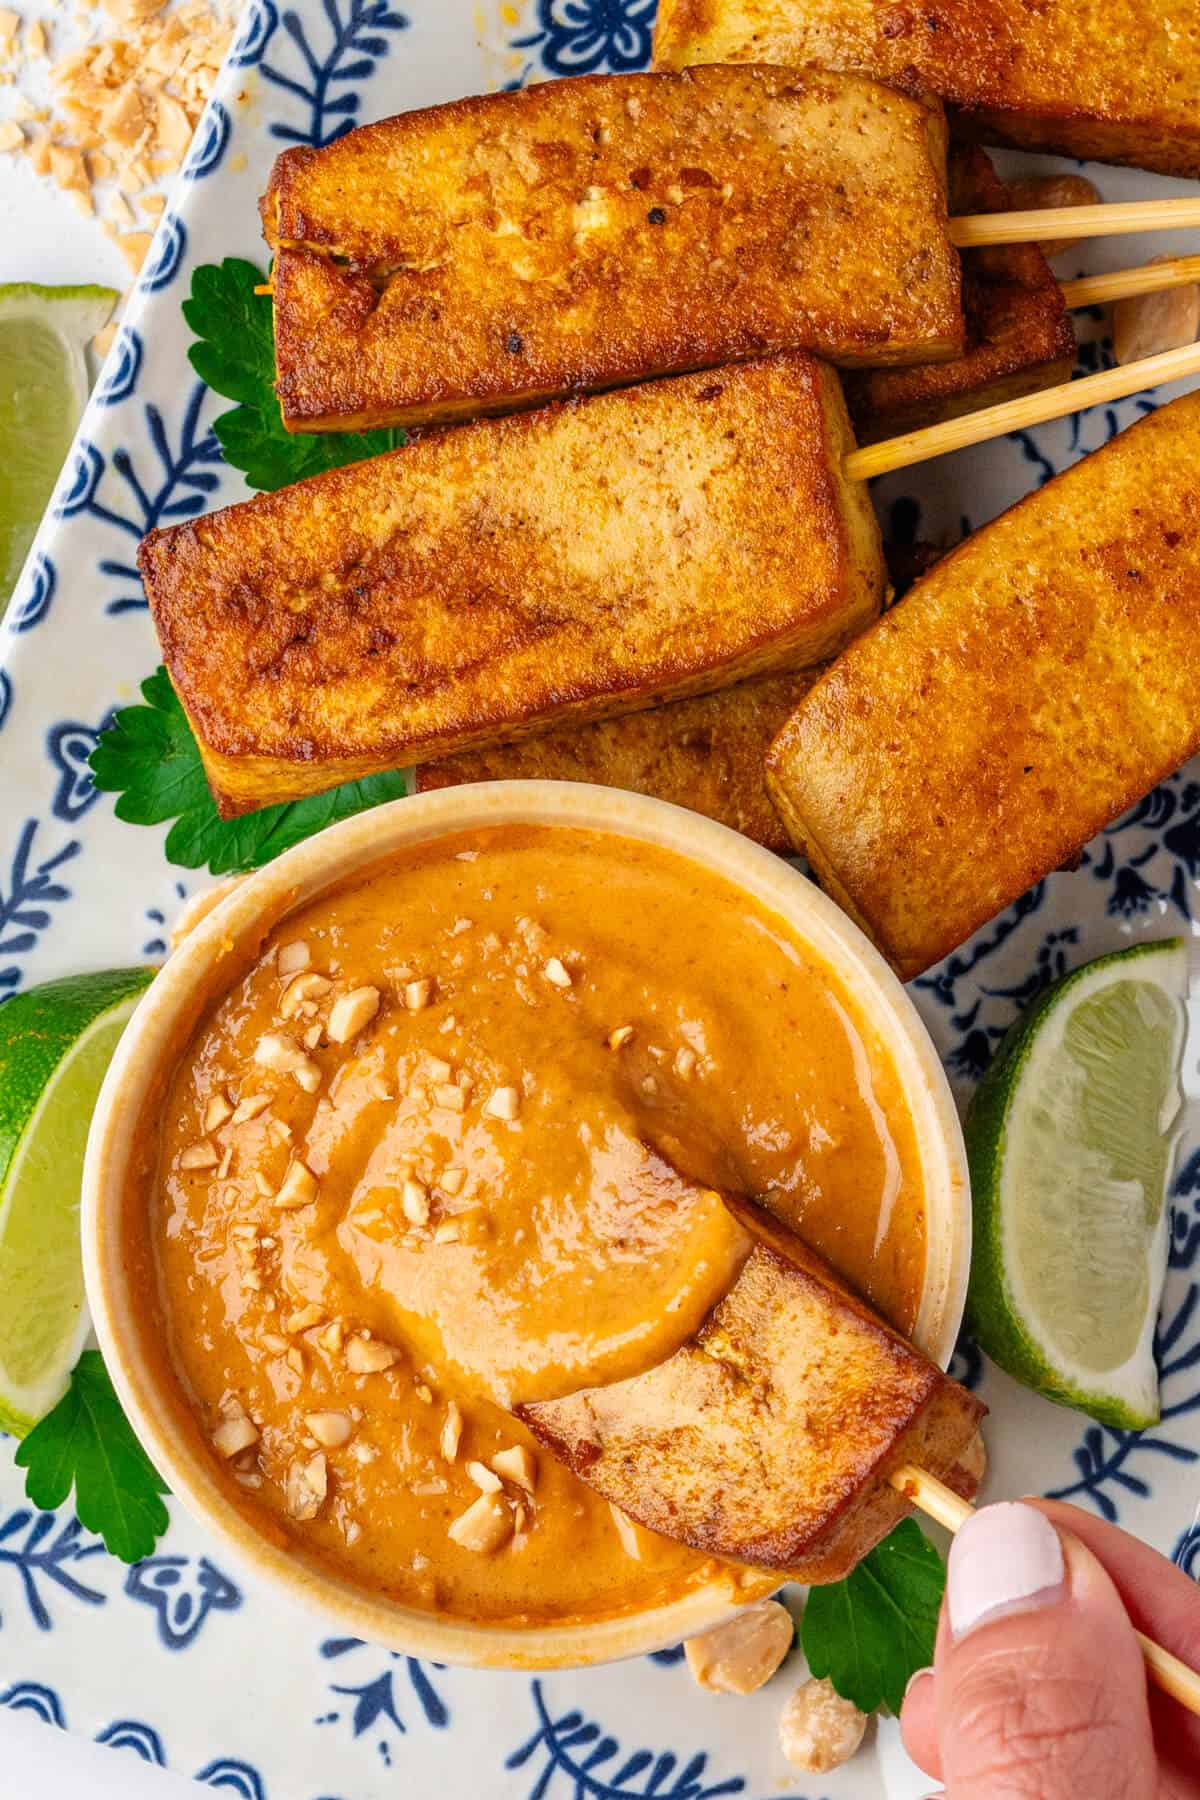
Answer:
[933,1501,1158,1800]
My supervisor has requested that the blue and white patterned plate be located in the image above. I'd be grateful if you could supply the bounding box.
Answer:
[2,5,1200,1796]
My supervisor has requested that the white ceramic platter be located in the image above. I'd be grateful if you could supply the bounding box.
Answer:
[1,5,1199,1797]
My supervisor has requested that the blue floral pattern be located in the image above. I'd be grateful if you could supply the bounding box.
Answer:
[2,6,1200,1799]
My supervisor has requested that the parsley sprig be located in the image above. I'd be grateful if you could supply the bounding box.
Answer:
[184,257,403,490]
[16,1354,169,1563]
[89,666,408,876]
[800,1518,946,1715]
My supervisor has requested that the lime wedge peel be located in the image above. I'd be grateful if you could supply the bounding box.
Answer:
[0,968,152,1437]
[965,939,1189,1431]
[0,282,119,608]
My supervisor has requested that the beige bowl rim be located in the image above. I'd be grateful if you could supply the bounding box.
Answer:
[81,779,971,1671]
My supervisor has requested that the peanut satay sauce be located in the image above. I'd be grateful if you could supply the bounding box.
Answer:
[149,825,926,1625]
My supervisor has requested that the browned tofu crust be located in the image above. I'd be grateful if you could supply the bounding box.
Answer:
[766,391,1200,981]
[414,670,819,852]
[521,1197,984,1580]
[262,64,963,431]
[653,0,1200,179]
[844,148,1075,443]
[138,355,884,817]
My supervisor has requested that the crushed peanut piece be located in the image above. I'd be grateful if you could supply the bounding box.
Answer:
[0,119,22,151]
[543,957,572,989]
[212,1416,259,1458]
[484,1085,520,1121]
[404,977,433,1011]
[425,1055,452,1082]
[346,1335,401,1374]
[433,1222,460,1244]
[231,1091,271,1124]
[285,1303,325,1334]
[344,1519,363,1547]
[273,1160,319,1211]
[286,1345,305,1376]
[253,1031,321,1092]
[491,1445,537,1493]
[447,1492,512,1553]
[466,1459,503,1493]
[286,1451,328,1521]
[439,1166,466,1196]
[279,971,332,1019]
[402,1177,430,1225]
[684,1600,794,1696]
[327,984,381,1044]
[253,1172,276,1200]
[318,1319,346,1355]
[778,1678,867,1773]
[277,940,310,977]
[203,1091,233,1133]
[305,1409,354,1448]
[674,1047,697,1079]
[609,1503,641,1560]
[179,1140,219,1170]
[608,1026,635,1050]
[433,1084,466,1112]
[440,1401,463,1461]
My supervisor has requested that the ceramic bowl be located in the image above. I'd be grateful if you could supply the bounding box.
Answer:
[82,780,971,1669]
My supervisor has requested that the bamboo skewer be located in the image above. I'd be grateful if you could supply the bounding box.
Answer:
[845,339,1200,481]
[951,198,1200,248]
[1060,253,1200,310]
[891,1464,1200,1719]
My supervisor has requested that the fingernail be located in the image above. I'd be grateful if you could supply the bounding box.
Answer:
[948,1501,1065,1640]
[903,1664,934,1702]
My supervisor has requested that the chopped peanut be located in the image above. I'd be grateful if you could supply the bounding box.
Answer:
[466,1459,503,1493]
[231,1091,271,1124]
[285,1303,325,1334]
[279,971,332,1019]
[433,1084,466,1112]
[778,1678,867,1773]
[327,985,381,1044]
[608,1025,635,1050]
[273,1160,318,1211]
[484,1085,520,1121]
[447,1492,512,1553]
[253,1031,320,1093]
[491,1445,537,1493]
[402,1177,430,1225]
[305,1410,354,1448]
[212,1416,259,1458]
[286,1451,328,1521]
[684,1600,794,1695]
[318,1319,346,1355]
[203,1091,233,1133]
[346,1335,401,1374]
[277,940,311,977]
[439,1166,466,1195]
[440,1401,463,1461]
[179,1140,219,1170]
[404,977,433,1011]
[543,956,572,989]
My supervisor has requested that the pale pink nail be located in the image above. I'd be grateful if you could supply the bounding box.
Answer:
[948,1501,1065,1640]
[903,1664,934,1702]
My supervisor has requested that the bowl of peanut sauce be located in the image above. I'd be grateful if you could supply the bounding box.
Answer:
[82,780,971,1669]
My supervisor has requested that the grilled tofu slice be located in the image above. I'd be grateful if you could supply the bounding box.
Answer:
[262,64,963,432]
[766,391,1200,981]
[138,355,884,818]
[653,0,1200,179]
[844,148,1075,443]
[414,671,819,853]
[520,1195,984,1581]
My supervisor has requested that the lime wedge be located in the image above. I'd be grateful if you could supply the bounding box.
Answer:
[965,939,1188,1430]
[0,968,153,1436]
[0,282,118,610]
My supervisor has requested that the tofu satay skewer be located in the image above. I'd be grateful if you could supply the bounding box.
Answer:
[847,339,1200,480]
[893,1465,1200,1720]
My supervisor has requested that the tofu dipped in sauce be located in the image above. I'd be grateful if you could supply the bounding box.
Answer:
[149,825,931,1625]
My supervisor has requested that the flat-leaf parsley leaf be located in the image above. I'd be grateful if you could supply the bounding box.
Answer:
[15,1352,169,1564]
[89,666,408,876]
[799,1518,945,1715]
[183,257,403,492]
